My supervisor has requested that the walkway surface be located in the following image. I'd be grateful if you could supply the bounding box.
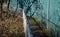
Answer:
[28,17,48,37]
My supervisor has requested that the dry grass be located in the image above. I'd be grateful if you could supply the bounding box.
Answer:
[0,10,24,37]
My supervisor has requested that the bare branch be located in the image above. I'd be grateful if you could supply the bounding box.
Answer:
[25,0,37,14]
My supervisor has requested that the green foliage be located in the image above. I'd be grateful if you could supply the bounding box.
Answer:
[33,17,40,25]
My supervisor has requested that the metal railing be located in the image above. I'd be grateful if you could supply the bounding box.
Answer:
[23,10,33,37]
[26,18,33,37]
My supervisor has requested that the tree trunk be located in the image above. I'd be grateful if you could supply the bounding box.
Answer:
[8,0,10,11]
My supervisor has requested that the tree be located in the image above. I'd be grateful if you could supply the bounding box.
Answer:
[7,0,10,11]
[13,0,19,16]
[17,0,40,16]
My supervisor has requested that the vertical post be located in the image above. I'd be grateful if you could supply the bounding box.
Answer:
[23,9,28,37]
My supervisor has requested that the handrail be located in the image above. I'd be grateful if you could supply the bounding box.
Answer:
[26,18,33,37]
[23,10,33,37]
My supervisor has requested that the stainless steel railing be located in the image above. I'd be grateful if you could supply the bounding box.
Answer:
[23,10,33,37]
